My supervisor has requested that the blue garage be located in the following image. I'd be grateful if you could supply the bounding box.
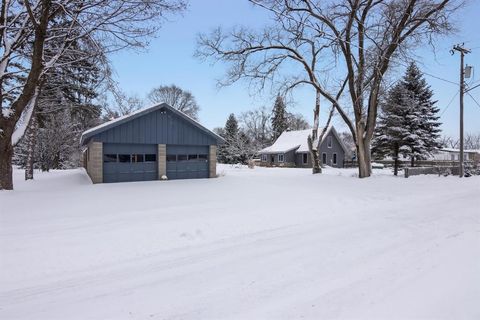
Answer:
[80,103,223,184]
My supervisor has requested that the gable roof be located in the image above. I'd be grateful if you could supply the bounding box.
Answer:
[259,126,349,154]
[259,129,311,154]
[80,103,224,146]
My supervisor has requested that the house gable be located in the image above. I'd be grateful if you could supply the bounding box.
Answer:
[81,103,222,146]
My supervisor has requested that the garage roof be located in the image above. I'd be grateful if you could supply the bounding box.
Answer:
[80,103,224,146]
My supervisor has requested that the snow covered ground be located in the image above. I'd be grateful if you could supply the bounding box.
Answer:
[1,165,479,319]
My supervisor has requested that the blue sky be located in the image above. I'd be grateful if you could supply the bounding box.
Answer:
[110,0,480,137]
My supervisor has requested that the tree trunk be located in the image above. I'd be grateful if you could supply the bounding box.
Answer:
[357,145,371,178]
[310,90,321,174]
[393,144,399,176]
[24,116,38,180]
[0,132,14,190]
[308,136,321,174]
[356,125,372,178]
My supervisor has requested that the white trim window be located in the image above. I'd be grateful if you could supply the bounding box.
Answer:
[333,153,337,165]
[327,135,332,148]
[278,154,285,162]
[261,154,267,162]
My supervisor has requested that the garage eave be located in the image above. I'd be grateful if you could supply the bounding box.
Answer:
[80,103,225,146]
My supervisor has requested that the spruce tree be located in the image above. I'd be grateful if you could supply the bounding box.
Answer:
[401,63,442,165]
[218,114,239,164]
[271,95,288,141]
[372,63,442,172]
[224,113,239,142]
[372,84,411,175]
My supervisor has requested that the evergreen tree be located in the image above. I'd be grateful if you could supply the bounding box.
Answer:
[271,95,288,141]
[401,63,442,164]
[14,44,104,172]
[224,113,239,142]
[218,114,239,164]
[372,84,411,175]
[372,63,442,173]
[218,113,255,164]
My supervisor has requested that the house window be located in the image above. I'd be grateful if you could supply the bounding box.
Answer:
[103,154,117,163]
[327,136,332,148]
[333,153,337,165]
[261,154,267,162]
[322,153,327,164]
[145,154,157,162]
[278,154,285,162]
[303,153,308,164]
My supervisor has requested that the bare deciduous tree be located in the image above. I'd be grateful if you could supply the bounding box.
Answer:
[196,11,346,173]
[443,133,480,150]
[286,112,310,131]
[239,106,272,150]
[147,85,200,120]
[196,0,461,177]
[465,133,480,150]
[0,0,186,190]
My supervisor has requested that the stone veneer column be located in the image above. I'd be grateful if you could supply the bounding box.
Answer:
[209,145,217,178]
[158,144,166,179]
[87,141,103,184]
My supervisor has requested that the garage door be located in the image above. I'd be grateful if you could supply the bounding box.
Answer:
[103,143,157,183]
[166,145,209,180]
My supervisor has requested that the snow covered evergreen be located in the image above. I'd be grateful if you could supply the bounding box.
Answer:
[218,114,254,164]
[372,63,442,172]
[271,96,288,141]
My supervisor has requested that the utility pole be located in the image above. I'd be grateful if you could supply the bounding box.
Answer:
[451,44,471,177]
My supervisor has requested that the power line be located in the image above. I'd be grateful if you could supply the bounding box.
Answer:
[467,92,480,111]
[440,90,459,116]
[466,82,480,93]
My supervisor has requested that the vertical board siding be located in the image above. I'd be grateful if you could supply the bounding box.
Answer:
[93,109,217,146]
[318,132,345,167]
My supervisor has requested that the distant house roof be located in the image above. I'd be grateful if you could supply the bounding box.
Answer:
[80,103,224,146]
[259,129,311,154]
[440,148,480,154]
[259,126,348,154]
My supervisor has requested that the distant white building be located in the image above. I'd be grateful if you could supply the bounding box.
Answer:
[430,148,480,162]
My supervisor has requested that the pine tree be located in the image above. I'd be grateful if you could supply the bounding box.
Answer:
[401,63,442,165]
[13,45,103,173]
[271,95,288,141]
[218,114,239,164]
[218,113,255,164]
[372,63,442,172]
[372,84,411,175]
[224,113,239,142]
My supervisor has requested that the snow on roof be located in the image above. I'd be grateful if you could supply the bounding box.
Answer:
[80,103,224,145]
[440,148,480,154]
[259,127,332,154]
